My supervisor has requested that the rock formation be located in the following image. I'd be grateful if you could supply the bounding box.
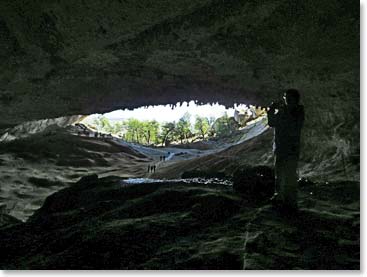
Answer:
[0,175,359,269]
[0,0,359,270]
[0,1,359,176]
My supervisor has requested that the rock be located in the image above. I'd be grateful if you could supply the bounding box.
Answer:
[0,214,21,228]
[232,166,275,202]
[0,176,360,269]
[182,170,226,179]
[77,174,99,184]
[298,177,314,188]
[0,1,359,185]
[28,177,64,188]
[191,193,241,222]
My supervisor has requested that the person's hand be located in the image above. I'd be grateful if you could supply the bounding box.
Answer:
[267,102,278,112]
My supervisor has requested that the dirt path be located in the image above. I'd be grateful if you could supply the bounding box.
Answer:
[146,152,176,177]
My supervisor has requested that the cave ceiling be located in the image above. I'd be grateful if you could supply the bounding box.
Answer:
[0,0,359,128]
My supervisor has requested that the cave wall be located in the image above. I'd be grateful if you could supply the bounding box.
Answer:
[0,115,83,142]
[0,0,359,176]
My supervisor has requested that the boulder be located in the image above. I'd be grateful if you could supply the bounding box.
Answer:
[0,214,21,228]
[77,174,99,184]
[182,170,226,179]
[232,166,275,202]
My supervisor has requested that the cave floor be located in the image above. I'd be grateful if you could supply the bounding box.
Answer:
[0,118,268,220]
[0,176,359,269]
[0,119,360,269]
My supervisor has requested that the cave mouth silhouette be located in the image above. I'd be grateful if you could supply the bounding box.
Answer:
[84,101,250,124]
[77,100,267,146]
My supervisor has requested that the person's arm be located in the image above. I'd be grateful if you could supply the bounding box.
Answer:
[267,103,279,127]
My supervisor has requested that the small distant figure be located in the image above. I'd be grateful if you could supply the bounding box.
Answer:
[152,165,156,173]
[94,132,98,138]
[267,89,304,211]
[159,156,162,161]
[163,156,166,161]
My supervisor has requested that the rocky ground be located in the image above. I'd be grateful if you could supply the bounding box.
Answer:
[0,0,359,270]
[0,122,360,269]
[0,174,359,269]
[0,125,150,220]
[0,119,267,220]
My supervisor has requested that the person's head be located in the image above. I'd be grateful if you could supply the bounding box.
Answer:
[283,89,300,107]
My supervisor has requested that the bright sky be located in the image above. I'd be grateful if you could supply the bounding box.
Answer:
[84,101,248,124]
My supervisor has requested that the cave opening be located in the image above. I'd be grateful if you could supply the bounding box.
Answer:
[0,0,359,269]
[0,98,270,222]
[0,0,360,270]
[76,100,267,147]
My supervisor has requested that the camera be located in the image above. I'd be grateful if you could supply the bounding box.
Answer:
[267,100,283,111]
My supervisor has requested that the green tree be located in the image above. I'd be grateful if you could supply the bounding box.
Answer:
[207,116,216,137]
[176,112,192,143]
[213,113,230,137]
[213,113,238,137]
[194,116,210,140]
[141,120,160,145]
[149,120,160,145]
[93,116,114,133]
[113,121,123,134]
[160,122,176,146]
[122,118,142,143]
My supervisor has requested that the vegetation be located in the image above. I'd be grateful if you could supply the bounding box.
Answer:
[86,109,261,146]
[212,113,239,137]
[194,116,210,140]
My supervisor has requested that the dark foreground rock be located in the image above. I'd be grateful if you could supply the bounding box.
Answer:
[0,176,359,269]
[232,165,275,202]
[0,214,22,228]
[182,169,226,179]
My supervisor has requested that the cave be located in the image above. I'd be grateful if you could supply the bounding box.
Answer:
[0,0,360,270]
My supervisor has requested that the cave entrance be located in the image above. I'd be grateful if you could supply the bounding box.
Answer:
[0,100,268,221]
[77,101,267,147]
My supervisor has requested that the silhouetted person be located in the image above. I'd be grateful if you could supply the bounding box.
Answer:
[153,165,156,172]
[159,156,162,161]
[267,89,304,210]
[163,156,166,161]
